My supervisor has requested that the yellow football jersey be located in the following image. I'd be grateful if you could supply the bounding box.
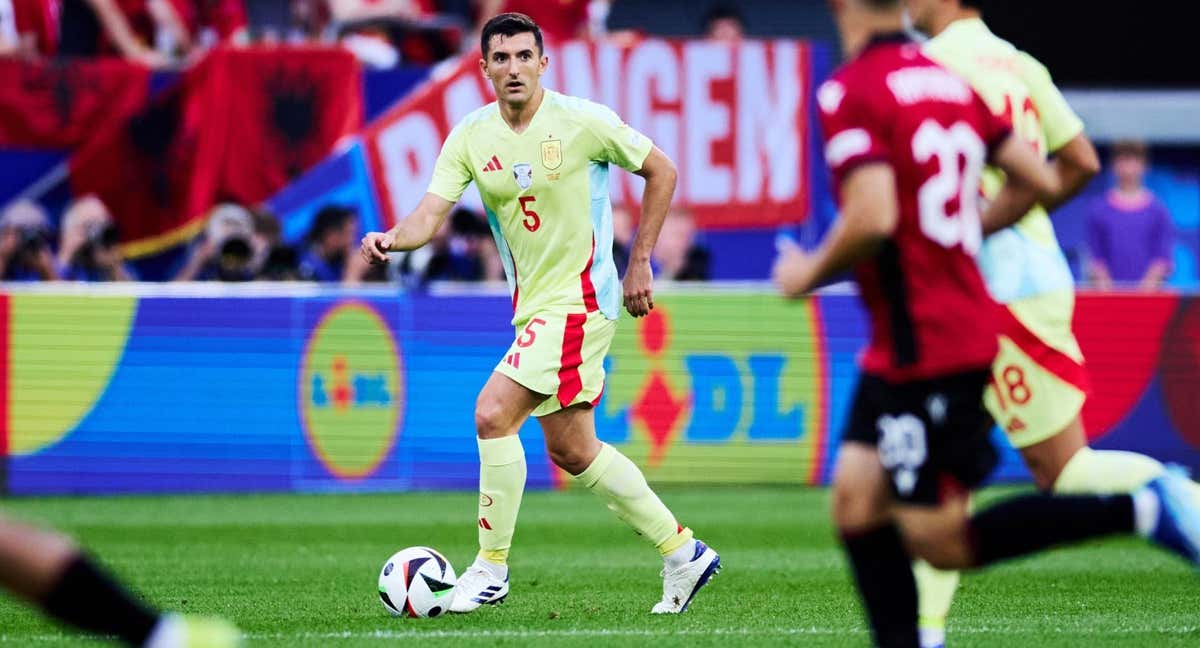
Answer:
[427,89,652,325]
[925,18,1084,304]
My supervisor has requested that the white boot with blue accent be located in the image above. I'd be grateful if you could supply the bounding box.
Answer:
[651,539,721,614]
[449,558,509,613]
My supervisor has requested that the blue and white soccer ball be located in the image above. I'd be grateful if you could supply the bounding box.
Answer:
[378,547,457,618]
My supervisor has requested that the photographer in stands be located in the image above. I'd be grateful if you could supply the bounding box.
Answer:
[174,203,258,282]
[57,195,136,281]
[299,204,359,282]
[0,199,57,281]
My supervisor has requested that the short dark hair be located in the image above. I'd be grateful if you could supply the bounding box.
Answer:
[960,0,985,10]
[703,4,744,30]
[1112,139,1149,160]
[308,205,355,243]
[480,12,543,57]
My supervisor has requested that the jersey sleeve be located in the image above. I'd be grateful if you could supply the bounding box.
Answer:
[970,87,1013,152]
[580,104,653,172]
[1018,52,1084,153]
[426,125,473,203]
[816,78,889,189]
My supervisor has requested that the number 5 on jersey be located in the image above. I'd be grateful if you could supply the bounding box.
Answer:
[519,196,540,232]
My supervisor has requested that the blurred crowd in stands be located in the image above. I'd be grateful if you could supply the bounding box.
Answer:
[1,0,752,68]
[0,196,714,284]
[2,0,633,69]
[0,192,710,283]
[0,0,737,285]
[0,0,1186,289]
[5,138,1180,288]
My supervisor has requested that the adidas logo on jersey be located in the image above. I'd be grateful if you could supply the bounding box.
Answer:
[482,155,504,172]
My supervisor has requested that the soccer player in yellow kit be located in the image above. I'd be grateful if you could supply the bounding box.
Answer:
[360,12,720,615]
[902,1,1200,645]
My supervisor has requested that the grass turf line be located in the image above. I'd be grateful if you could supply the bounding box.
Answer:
[1,487,1199,646]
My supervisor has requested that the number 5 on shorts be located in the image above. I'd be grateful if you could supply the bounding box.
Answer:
[517,318,547,348]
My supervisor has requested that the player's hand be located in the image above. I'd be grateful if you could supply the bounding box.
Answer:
[360,232,394,265]
[772,243,815,298]
[622,258,654,318]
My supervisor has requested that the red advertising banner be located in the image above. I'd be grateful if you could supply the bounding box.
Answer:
[364,39,813,230]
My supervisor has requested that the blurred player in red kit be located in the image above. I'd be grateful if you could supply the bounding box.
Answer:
[774,0,1200,646]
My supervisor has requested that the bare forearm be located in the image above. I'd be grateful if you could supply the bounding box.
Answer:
[629,172,675,263]
[1043,157,1092,212]
[110,263,134,282]
[1044,135,1101,211]
[86,0,148,56]
[982,182,1038,235]
[1089,261,1112,289]
[387,193,453,251]
[385,219,436,252]
[174,251,209,281]
[1141,260,1170,288]
[803,217,884,290]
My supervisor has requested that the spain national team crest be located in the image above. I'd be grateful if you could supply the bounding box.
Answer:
[540,139,562,170]
[513,163,533,190]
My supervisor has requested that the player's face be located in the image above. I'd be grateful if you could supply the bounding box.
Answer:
[480,31,547,106]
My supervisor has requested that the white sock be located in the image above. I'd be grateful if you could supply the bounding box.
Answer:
[1132,488,1160,538]
[919,626,946,648]
[663,538,698,570]
[474,556,508,580]
[142,614,182,648]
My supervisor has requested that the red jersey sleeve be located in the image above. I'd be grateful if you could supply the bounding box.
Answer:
[817,77,891,191]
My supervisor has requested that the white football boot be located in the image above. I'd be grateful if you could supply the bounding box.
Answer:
[448,560,509,613]
[651,539,721,614]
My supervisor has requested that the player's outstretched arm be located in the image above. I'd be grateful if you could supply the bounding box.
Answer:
[981,135,1062,235]
[623,146,677,318]
[360,192,455,264]
[774,163,897,298]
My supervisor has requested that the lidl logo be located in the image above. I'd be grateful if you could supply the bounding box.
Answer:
[594,295,827,485]
[299,301,403,480]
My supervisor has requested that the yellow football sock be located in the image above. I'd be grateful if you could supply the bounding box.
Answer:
[1053,447,1165,494]
[476,435,526,566]
[574,443,693,556]
[914,559,958,636]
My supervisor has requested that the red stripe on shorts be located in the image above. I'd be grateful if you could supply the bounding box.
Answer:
[998,306,1090,392]
[556,313,588,407]
[580,238,599,312]
[510,261,520,313]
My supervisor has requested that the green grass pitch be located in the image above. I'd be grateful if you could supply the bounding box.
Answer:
[2,487,1199,646]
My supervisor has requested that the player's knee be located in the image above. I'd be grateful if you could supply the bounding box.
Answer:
[904,529,960,569]
[1023,452,1064,492]
[1031,467,1059,492]
[474,394,513,439]
[832,474,887,533]
[545,442,592,475]
[896,508,971,570]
